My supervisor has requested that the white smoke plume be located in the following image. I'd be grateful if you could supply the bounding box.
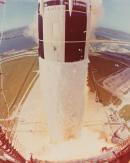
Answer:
[90,0,103,37]
[24,14,38,43]
[24,0,103,42]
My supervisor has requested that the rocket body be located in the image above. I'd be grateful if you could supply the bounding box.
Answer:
[38,0,90,141]
[38,0,89,62]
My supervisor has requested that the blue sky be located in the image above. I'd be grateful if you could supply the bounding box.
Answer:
[101,0,130,33]
[0,0,130,33]
[0,0,37,31]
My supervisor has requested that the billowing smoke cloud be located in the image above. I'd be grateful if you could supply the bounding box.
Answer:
[90,0,103,38]
[24,0,103,42]
[24,14,38,43]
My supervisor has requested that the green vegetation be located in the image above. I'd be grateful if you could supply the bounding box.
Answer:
[119,104,130,121]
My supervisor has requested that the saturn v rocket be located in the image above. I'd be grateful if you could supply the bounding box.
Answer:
[38,0,91,142]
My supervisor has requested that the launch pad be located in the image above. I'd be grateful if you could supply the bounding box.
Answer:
[1,0,130,162]
[1,50,130,163]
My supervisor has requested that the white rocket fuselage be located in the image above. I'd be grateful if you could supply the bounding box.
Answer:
[38,0,90,141]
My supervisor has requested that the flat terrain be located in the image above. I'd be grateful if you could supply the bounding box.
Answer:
[0,48,39,131]
[0,48,130,131]
[0,49,130,161]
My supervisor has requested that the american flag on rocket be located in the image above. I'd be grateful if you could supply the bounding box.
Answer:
[0,0,6,4]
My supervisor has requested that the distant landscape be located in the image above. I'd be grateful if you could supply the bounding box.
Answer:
[0,26,130,54]
[0,26,37,53]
